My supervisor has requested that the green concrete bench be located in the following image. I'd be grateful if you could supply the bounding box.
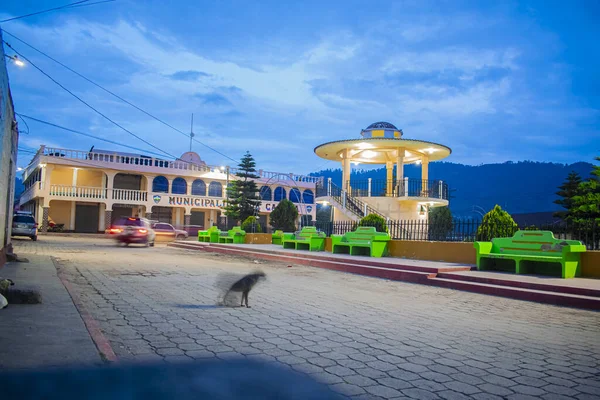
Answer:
[282,226,326,251]
[198,226,220,243]
[474,230,586,278]
[331,226,391,257]
[218,227,246,244]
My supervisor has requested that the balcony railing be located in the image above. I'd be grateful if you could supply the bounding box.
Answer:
[112,188,148,202]
[40,146,320,184]
[49,185,108,199]
[347,179,449,200]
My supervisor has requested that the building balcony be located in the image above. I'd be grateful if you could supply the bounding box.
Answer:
[316,178,449,201]
[28,146,321,187]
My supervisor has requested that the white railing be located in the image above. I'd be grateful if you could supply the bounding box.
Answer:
[40,146,321,184]
[112,188,148,202]
[49,185,107,199]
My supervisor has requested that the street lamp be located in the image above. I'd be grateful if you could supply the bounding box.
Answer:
[4,54,25,67]
[220,166,230,227]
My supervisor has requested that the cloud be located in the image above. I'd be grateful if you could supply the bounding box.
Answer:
[195,92,232,106]
[168,70,211,81]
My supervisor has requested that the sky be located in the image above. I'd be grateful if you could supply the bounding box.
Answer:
[2,0,599,174]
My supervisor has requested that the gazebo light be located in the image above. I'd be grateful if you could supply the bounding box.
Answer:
[362,150,376,159]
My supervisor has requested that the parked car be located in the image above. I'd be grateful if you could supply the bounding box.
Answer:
[111,217,156,247]
[12,211,38,241]
[151,222,189,240]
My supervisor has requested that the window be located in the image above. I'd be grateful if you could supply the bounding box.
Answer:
[274,187,286,201]
[191,179,207,196]
[302,189,314,204]
[208,181,223,197]
[14,215,35,224]
[259,186,272,201]
[172,177,187,194]
[289,188,301,203]
[152,176,169,193]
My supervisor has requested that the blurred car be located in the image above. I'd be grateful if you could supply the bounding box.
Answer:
[12,211,38,241]
[110,217,155,247]
[151,222,189,240]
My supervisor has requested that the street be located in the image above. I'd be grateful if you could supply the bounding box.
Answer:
[13,236,600,400]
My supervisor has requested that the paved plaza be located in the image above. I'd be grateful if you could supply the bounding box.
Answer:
[12,236,600,400]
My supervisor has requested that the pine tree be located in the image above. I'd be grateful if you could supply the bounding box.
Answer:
[569,157,600,223]
[553,171,582,220]
[223,152,261,223]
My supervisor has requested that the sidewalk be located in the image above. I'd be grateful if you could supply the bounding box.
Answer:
[0,255,103,370]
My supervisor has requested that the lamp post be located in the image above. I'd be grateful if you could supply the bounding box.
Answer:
[4,54,25,67]
[220,166,230,228]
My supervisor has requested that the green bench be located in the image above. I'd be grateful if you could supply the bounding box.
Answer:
[282,226,326,251]
[331,226,391,257]
[198,226,220,243]
[474,230,587,278]
[218,227,246,244]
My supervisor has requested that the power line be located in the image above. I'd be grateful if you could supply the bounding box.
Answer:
[0,0,116,23]
[1,30,238,163]
[17,113,174,159]
[16,114,30,134]
[4,40,186,163]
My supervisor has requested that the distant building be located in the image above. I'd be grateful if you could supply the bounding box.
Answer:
[0,32,20,265]
[18,146,318,233]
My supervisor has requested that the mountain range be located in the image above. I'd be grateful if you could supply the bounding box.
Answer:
[310,161,595,218]
[13,160,595,218]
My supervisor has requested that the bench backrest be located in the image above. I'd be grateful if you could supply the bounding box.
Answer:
[200,226,220,235]
[293,226,324,239]
[343,226,390,242]
[228,227,246,236]
[272,230,284,237]
[491,230,581,255]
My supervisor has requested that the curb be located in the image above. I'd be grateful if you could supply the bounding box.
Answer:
[52,257,118,363]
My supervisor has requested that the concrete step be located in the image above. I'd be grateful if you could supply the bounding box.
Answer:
[171,242,434,283]
[182,242,471,274]
[429,277,600,311]
[436,272,600,298]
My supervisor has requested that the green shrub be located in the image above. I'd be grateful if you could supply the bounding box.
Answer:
[428,206,453,241]
[270,199,298,231]
[358,213,388,233]
[476,205,518,241]
[241,216,262,233]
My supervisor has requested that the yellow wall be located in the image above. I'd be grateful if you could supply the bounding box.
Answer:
[76,169,104,187]
[49,200,72,227]
[50,167,73,186]
[245,233,272,244]
[581,251,600,278]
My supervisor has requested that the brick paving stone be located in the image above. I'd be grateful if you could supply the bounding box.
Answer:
[402,388,441,400]
[20,238,600,400]
[512,384,548,396]
[365,385,402,398]
[331,382,366,396]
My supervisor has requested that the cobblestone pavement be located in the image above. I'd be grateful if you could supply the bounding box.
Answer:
[14,236,600,400]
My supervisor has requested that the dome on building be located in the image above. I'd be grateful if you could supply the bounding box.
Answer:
[360,121,403,139]
[366,121,398,130]
[180,151,206,166]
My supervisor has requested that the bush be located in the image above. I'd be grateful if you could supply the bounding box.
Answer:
[476,205,518,241]
[270,199,298,232]
[241,216,262,233]
[428,206,453,241]
[358,213,388,233]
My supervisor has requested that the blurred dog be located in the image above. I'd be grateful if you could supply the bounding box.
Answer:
[216,271,266,308]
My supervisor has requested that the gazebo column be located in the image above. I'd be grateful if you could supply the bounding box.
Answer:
[396,148,405,197]
[421,156,429,196]
[342,150,351,191]
[386,161,393,196]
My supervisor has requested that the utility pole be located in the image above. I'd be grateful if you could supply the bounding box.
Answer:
[189,113,194,152]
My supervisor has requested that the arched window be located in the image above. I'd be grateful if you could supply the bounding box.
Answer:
[191,179,206,196]
[302,189,314,204]
[152,176,168,193]
[274,187,286,201]
[259,186,272,201]
[289,188,301,203]
[171,177,187,194]
[208,181,223,197]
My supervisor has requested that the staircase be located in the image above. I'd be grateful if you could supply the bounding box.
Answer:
[316,181,389,222]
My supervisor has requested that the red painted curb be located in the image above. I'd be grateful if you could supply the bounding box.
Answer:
[52,257,118,363]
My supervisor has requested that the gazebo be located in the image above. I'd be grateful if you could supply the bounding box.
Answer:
[314,122,451,221]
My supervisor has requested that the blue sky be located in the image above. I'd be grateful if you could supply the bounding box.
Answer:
[2,0,599,174]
